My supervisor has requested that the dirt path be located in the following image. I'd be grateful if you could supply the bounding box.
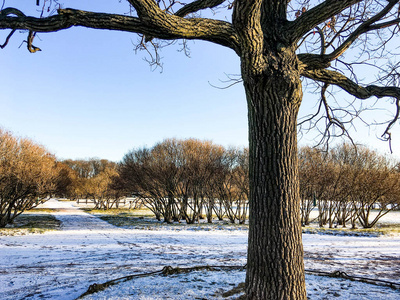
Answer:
[41,199,119,231]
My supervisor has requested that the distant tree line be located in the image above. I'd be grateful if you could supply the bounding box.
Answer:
[56,158,123,209]
[115,140,400,227]
[2,129,400,228]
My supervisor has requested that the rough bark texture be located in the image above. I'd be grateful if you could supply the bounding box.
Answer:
[242,52,306,299]
[232,1,307,298]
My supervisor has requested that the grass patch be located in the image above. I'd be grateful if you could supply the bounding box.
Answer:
[0,214,61,236]
[28,207,61,213]
[85,207,155,218]
[98,215,153,227]
[98,215,249,231]
[91,211,249,231]
[302,226,400,237]
[86,208,165,228]
[371,224,400,235]
[82,206,400,234]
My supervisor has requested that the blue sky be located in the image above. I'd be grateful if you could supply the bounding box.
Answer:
[1,1,399,161]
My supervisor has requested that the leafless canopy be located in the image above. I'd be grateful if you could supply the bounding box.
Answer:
[293,0,400,149]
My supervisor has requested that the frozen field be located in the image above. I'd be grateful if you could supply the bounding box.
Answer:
[0,199,399,299]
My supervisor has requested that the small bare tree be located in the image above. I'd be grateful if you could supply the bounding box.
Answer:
[0,129,58,227]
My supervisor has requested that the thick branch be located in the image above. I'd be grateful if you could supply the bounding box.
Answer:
[303,68,400,149]
[287,0,361,42]
[302,68,400,100]
[0,29,15,48]
[175,0,225,18]
[110,1,239,51]
[366,17,400,31]
[298,53,331,71]
[232,1,265,74]
[0,7,238,51]
[0,7,26,17]
[261,0,290,22]
[233,0,262,32]
[298,1,400,71]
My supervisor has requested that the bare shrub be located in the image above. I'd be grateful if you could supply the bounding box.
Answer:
[0,129,58,227]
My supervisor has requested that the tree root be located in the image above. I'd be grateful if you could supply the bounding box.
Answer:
[77,265,245,299]
[222,282,246,298]
[77,265,400,299]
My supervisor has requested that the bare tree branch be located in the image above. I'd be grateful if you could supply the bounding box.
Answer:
[0,7,239,51]
[326,0,400,61]
[302,68,400,100]
[303,67,400,150]
[381,96,400,151]
[319,83,356,147]
[175,0,226,17]
[297,1,400,70]
[25,30,41,53]
[288,0,362,42]
[143,0,227,45]
[0,28,15,48]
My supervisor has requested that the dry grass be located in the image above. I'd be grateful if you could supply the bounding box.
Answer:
[302,225,400,237]
[0,214,61,236]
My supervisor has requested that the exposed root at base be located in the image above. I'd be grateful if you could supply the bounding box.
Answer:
[222,282,246,298]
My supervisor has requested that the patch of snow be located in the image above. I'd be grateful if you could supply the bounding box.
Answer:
[0,199,399,299]
[82,270,400,300]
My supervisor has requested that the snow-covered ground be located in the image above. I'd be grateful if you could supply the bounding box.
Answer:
[0,199,399,299]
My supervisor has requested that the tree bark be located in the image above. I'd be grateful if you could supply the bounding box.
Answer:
[243,50,306,299]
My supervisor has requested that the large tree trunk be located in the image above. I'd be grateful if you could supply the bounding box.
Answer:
[244,59,307,299]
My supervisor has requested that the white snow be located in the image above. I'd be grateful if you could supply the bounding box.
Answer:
[0,199,399,299]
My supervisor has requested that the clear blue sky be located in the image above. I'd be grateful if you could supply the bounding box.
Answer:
[1,1,399,161]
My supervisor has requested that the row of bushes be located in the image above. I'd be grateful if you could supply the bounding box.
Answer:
[61,139,400,228]
[59,158,123,209]
[50,139,249,224]
[115,139,249,224]
[300,144,400,228]
[1,128,399,228]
